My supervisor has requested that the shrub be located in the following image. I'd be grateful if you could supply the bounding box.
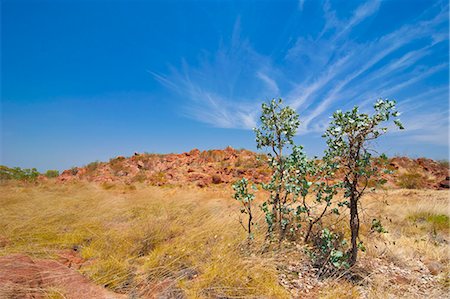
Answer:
[150,172,167,186]
[86,161,100,173]
[254,153,267,168]
[70,167,79,175]
[109,158,128,175]
[0,166,13,181]
[397,171,425,189]
[232,178,256,239]
[131,171,147,183]
[307,228,350,277]
[437,160,449,169]
[44,170,60,178]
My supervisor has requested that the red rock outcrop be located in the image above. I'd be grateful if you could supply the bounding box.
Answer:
[0,253,125,299]
[57,148,449,189]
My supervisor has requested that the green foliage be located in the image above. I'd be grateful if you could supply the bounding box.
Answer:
[236,97,404,268]
[323,99,403,265]
[44,170,60,178]
[307,228,349,276]
[254,98,300,152]
[371,218,388,233]
[254,98,302,237]
[292,151,341,242]
[252,99,341,242]
[0,165,40,182]
[232,178,256,238]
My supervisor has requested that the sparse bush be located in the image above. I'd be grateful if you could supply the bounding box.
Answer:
[70,167,79,175]
[437,159,449,169]
[44,170,60,178]
[200,150,224,162]
[232,178,256,239]
[397,171,425,189]
[109,159,125,174]
[149,172,167,186]
[307,228,350,277]
[86,161,100,173]
[0,166,13,181]
[371,218,388,233]
[131,171,147,183]
[255,153,267,168]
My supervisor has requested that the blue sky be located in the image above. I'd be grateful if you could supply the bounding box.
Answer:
[1,0,449,171]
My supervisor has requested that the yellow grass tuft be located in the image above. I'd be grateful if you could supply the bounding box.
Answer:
[1,181,448,298]
[0,181,288,297]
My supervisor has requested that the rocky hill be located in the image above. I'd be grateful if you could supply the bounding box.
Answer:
[58,147,449,189]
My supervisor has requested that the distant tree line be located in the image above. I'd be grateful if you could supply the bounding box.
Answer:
[0,166,59,182]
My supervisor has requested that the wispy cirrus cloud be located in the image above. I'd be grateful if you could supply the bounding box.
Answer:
[152,20,273,129]
[298,0,305,11]
[154,0,448,145]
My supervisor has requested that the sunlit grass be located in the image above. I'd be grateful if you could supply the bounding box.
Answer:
[0,181,288,297]
[1,181,448,298]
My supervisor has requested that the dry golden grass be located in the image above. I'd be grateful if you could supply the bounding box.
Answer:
[318,280,361,298]
[0,181,287,298]
[354,189,449,298]
[362,190,449,261]
[0,180,448,298]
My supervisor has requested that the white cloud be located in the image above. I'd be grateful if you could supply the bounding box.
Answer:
[257,72,280,96]
[298,0,305,11]
[154,1,448,146]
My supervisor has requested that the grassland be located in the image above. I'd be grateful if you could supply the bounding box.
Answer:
[0,180,448,298]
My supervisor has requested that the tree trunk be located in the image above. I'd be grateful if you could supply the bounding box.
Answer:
[273,193,279,226]
[304,221,313,243]
[277,194,284,241]
[349,197,359,266]
[248,203,252,236]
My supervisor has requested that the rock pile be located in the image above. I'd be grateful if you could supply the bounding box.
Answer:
[58,147,449,189]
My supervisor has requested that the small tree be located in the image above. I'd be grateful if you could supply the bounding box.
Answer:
[253,99,341,242]
[232,178,256,239]
[323,99,403,265]
[254,98,300,238]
